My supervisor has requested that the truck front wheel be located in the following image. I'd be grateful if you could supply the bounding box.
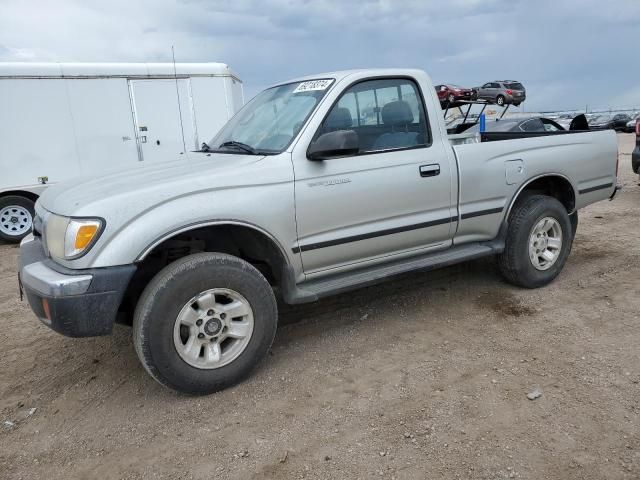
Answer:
[0,195,35,242]
[133,252,277,395]
[498,195,574,288]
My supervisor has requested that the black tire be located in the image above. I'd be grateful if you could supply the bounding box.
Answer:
[498,195,574,288]
[0,195,35,242]
[496,95,506,106]
[133,252,277,395]
[448,94,455,103]
[513,102,521,107]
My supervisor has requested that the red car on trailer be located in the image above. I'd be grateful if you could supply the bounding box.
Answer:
[434,84,477,107]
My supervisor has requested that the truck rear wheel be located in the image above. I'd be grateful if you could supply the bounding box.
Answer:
[498,195,573,288]
[0,195,35,242]
[133,252,277,395]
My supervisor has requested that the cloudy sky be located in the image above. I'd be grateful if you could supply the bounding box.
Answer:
[1,0,639,111]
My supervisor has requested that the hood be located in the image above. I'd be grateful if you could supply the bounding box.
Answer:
[39,153,264,217]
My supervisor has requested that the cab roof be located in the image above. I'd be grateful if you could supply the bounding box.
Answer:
[271,68,430,89]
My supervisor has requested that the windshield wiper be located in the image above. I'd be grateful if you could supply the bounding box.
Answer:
[218,141,258,154]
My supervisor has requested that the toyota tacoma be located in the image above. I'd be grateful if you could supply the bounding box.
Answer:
[19,69,618,394]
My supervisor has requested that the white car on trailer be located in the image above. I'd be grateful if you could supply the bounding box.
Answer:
[0,62,243,242]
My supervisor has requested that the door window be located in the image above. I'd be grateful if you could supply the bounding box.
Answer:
[314,78,429,154]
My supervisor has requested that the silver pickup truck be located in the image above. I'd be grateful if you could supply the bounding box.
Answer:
[19,69,618,394]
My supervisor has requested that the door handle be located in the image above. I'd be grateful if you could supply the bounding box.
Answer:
[419,164,440,177]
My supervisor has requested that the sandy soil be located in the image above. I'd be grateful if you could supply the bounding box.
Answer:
[1,135,638,480]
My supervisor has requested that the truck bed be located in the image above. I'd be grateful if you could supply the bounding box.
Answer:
[448,129,591,146]
[450,129,618,244]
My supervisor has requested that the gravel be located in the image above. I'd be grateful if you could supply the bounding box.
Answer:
[0,134,638,480]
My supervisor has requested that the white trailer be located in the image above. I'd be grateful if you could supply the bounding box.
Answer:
[0,62,243,241]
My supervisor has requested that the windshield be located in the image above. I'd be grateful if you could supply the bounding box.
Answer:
[590,115,610,123]
[207,79,334,155]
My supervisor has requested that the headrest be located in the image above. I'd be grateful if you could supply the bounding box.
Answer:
[569,114,589,131]
[325,107,353,129]
[381,101,414,126]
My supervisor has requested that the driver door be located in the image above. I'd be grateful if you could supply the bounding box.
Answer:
[292,77,455,276]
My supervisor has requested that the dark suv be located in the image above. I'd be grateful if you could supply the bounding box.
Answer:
[475,80,526,106]
[612,113,632,132]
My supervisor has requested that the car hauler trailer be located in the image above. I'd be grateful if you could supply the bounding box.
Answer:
[0,62,243,242]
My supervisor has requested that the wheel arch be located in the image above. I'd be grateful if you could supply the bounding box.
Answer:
[136,220,289,263]
[505,174,576,223]
[136,220,291,286]
[118,221,292,324]
[0,190,40,203]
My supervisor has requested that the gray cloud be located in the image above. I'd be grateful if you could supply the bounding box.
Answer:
[1,0,638,110]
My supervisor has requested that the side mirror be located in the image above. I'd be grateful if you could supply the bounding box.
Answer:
[307,130,359,161]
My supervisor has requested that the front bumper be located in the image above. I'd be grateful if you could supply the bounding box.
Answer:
[19,234,136,337]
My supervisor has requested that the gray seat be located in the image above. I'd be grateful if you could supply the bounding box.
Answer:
[325,107,353,130]
[373,101,419,150]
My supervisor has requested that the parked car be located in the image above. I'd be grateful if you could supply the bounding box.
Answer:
[434,84,476,107]
[475,80,526,106]
[0,62,244,242]
[612,113,632,131]
[632,118,640,175]
[624,113,640,133]
[588,114,616,130]
[19,68,618,394]
[464,117,565,133]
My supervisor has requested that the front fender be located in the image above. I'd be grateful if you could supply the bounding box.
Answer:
[88,187,297,270]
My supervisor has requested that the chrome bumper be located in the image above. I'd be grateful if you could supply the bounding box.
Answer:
[19,234,92,297]
[19,234,137,337]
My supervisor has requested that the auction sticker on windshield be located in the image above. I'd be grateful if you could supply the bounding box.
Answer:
[293,79,334,93]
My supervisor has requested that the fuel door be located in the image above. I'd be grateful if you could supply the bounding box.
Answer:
[505,159,525,185]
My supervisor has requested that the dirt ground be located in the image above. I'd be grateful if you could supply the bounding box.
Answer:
[1,134,638,480]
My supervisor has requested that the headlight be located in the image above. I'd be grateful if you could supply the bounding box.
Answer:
[45,214,104,260]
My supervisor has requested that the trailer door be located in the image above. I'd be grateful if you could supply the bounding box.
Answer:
[128,79,197,163]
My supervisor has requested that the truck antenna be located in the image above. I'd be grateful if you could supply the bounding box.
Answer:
[172,45,187,153]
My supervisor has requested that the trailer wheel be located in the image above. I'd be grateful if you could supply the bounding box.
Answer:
[498,195,573,288]
[0,195,35,242]
[133,252,277,395]
[496,95,506,106]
